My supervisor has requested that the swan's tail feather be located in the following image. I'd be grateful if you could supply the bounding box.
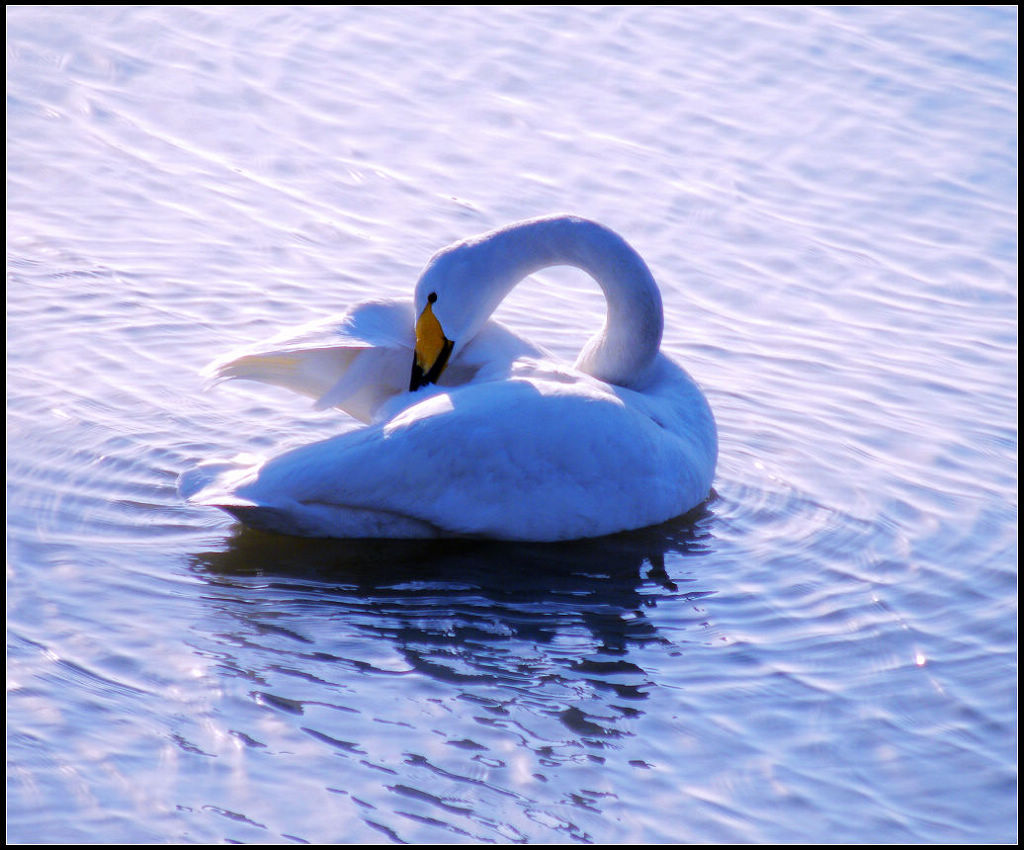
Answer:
[179,457,442,539]
[177,455,263,503]
[220,502,443,539]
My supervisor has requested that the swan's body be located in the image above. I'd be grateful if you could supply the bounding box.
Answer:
[180,215,716,541]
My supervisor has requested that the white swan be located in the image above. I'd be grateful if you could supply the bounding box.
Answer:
[180,215,717,541]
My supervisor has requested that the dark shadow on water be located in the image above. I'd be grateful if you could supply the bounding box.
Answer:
[187,501,720,703]
[191,501,717,599]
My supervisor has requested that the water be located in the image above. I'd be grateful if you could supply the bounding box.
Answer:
[7,5,1017,844]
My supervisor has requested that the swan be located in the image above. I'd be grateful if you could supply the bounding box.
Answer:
[180,215,717,541]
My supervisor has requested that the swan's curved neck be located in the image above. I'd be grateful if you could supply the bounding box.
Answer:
[465,216,664,387]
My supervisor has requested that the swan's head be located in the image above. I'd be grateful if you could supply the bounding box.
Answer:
[409,237,510,391]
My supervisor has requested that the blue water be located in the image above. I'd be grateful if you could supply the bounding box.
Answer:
[7,5,1017,844]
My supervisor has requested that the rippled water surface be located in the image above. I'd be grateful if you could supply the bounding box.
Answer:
[7,5,1017,844]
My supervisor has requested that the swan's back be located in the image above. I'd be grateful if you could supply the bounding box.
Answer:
[186,354,715,542]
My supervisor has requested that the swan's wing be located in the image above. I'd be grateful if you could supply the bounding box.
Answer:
[204,298,415,423]
[183,374,714,541]
[204,295,549,423]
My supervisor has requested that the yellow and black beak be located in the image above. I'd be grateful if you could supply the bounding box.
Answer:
[410,293,454,391]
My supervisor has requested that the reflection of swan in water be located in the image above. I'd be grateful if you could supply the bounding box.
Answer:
[181,215,717,541]
[190,506,717,673]
[189,509,718,767]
